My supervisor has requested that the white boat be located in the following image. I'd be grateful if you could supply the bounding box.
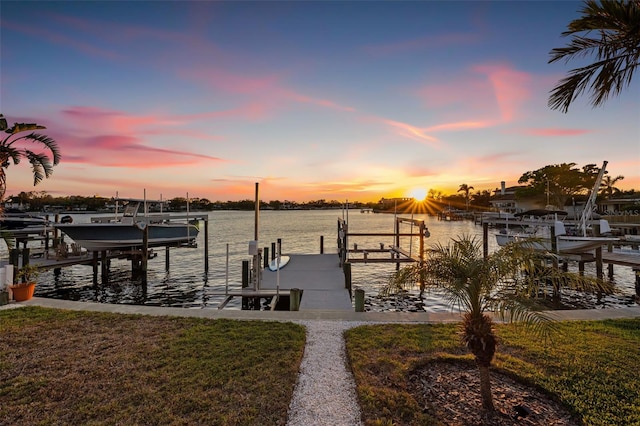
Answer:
[495,161,618,254]
[0,209,47,230]
[54,198,199,251]
[496,218,618,253]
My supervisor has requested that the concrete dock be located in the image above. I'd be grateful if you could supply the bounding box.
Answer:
[261,254,352,311]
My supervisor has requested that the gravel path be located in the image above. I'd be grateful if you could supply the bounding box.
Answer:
[287,321,364,426]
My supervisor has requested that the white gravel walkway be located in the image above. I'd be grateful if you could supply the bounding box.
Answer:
[286,321,364,426]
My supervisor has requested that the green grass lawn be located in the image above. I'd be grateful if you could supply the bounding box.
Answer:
[345,318,640,426]
[0,307,306,425]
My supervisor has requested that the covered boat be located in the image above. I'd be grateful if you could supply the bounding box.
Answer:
[54,198,199,250]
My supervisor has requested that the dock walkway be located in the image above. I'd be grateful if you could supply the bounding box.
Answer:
[261,254,352,311]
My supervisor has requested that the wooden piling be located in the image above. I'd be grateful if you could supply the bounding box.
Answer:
[92,251,98,284]
[101,251,108,284]
[242,260,249,310]
[141,225,149,286]
[343,262,352,295]
[482,222,489,259]
[290,288,301,311]
[204,217,209,273]
[354,288,365,312]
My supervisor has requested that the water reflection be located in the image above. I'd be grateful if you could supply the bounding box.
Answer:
[15,210,637,311]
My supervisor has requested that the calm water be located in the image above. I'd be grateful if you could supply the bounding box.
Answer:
[11,209,638,312]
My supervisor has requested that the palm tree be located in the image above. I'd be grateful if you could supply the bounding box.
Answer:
[0,114,61,203]
[600,174,624,197]
[548,0,640,112]
[386,234,611,414]
[458,183,474,210]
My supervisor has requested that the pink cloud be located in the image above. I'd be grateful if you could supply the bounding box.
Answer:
[284,91,356,112]
[416,62,533,124]
[472,63,532,122]
[425,121,493,132]
[182,68,281,95]
[180,67,357,113]
[55,107,226,168]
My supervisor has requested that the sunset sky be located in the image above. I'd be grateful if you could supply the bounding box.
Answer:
[2,1,638,203]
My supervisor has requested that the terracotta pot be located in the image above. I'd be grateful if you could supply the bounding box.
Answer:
[10,282,36,302]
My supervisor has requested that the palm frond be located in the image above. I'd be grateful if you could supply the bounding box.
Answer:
[24,151,54,186]
[492,298,559,342]
[548,0,640,112]
[27,133,61,165]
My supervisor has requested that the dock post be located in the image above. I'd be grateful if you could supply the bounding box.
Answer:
[343,262,352,295]
[634,268,640,297]
[54,214,60,248]
[165,247,170,271]
[482,222,489,259]
[271,242,276,261]
[320,235,324,254]
[595,247,603,280]
[204,217,209,273]
[241,260,249,310]
[101,251,108,285]
[92,251,98,284]
[21,248,30,267]
[607,242,614,279]
[242,260,249,288]
[45,215,50,252]
[290,288,301,311]
[141,225,149,285]
[263,247,269,268]
[354,288,365,312]
[9,249,19,269]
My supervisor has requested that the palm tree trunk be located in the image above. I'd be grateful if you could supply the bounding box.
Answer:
[478,364,494,411]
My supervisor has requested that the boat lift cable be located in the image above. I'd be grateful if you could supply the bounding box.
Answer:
[577,160,607,237]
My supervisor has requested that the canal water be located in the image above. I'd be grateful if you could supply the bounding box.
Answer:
[7,209,638,312]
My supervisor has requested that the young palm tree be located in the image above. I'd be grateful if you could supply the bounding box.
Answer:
[458,183,474,210]
[548,0,640,112]
[0,114,61,202]
[387,234,612,413]
[600,174,624,197]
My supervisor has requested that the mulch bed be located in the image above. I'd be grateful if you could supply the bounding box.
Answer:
[409,361,580,425]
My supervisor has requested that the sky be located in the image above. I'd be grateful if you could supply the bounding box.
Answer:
[1,1,639,203]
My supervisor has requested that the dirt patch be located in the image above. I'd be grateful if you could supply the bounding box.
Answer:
[409,361,579,426]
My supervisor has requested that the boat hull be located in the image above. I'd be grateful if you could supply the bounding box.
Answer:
[496,233,618,253]
[54,222,199,250]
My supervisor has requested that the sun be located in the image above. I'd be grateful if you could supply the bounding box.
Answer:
[407,187,428,201]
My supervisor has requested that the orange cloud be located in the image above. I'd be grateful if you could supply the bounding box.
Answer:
[382,119,440,146]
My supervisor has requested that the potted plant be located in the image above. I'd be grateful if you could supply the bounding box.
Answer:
[10,263,40,301]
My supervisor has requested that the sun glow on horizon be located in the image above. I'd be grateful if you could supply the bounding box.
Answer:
[407,187,428,201]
